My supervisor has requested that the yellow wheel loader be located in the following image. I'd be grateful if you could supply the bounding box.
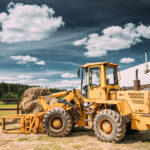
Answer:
[2,62,150,142]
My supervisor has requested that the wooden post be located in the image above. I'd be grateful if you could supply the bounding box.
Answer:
[17,99,19,114]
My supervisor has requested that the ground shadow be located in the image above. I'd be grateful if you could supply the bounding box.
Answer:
[121,131,150,144]
[69,126,95,138]
[70,127,150,144]
[0,118,19,126]
[1,123,150,144]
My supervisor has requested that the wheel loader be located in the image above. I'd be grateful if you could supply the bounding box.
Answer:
[2,61,150,142]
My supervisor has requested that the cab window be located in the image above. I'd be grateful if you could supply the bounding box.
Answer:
[89,67,100,87]
[106,66,118,85]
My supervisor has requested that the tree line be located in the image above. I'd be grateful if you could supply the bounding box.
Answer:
[0,82,64,99]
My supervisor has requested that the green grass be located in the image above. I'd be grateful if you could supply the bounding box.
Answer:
[0,110,18,118]
[73,145,83,149]
[0,103,20,109]
[0,103,21,119]
[18,137,29,141]
[37,135,48,141]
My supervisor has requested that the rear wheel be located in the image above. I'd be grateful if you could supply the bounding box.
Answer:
[94,109,126,142]
[43,108,72,137]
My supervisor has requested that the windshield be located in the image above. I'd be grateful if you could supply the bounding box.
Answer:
[106,66,118,85]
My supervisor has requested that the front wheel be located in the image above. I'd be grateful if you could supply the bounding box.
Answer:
[43,108,72,137]
[93,109,126,142]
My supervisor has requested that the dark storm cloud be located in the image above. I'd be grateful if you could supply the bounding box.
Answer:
[0,0,150,28]
[0,0,150,88]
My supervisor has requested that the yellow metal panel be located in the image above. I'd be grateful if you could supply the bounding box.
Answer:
[109,91,117,100]
[116,101,132,116]
[101,65,107,100]
[130,114,150,130]
[88,86,101,99]
[80,62,118,68]
[117,91,150,114]
[82,98,132,116]
[51,91,68,98]
[38,96,52,111]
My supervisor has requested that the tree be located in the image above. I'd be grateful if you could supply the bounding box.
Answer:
[2,92,18,99]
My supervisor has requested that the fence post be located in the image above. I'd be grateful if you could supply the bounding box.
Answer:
[17,99,19,114]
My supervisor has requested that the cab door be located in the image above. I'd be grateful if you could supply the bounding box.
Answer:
[88,66,101,100]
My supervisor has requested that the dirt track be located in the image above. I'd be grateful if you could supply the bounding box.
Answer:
[1,126,150,150]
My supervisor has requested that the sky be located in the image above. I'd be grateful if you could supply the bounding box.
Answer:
[0,0,150,89]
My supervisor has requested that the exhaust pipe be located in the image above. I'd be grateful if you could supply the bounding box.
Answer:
[134,69,140,91]
[144,50,150,74]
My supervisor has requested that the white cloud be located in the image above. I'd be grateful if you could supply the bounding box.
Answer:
[120,57,135,64]
[50,79,80,89]
[0,73,80,89]
[61,73,77,78]
[35,61,45,65]
[37,78,48,82]
[0,2,64,43]
[0,70,81,89]
[11,55,37,62]
[73,37,87,46]
[0,74,49,87]
[84,49,107,57]
[0,76,13,80]
[10,55,46,65]
[18,75,33,79]
[136,24,150,39]
[17,61,27,65]
[73,23,150,57]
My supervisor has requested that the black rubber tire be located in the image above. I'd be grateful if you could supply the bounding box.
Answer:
[43,108,72,137]
[93,109,126,143]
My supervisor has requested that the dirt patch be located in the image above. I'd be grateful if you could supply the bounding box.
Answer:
[1,126,150,150]
[21,87,57,114]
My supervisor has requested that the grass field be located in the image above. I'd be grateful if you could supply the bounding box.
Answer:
[0,103,19,109]
[1,103,150,150]
[1,126,150,150]
[0,103,21,119]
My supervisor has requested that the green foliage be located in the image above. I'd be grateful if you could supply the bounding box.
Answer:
[0,82,35,99]
[49,88,66,93]
[2,92,18,99]
[0,82,65,99]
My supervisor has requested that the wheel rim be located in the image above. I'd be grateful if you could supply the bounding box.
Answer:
[49,116,64,132]
[99,118,113,135]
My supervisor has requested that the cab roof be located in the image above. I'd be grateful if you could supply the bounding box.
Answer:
[80,62,118,68]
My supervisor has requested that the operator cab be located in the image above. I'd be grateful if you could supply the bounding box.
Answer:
[78,62,120,101]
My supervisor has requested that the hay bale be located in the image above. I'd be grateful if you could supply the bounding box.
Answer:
[21,87,57,114]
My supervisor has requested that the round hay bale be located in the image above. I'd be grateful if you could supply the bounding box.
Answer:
[21,87,57,114]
